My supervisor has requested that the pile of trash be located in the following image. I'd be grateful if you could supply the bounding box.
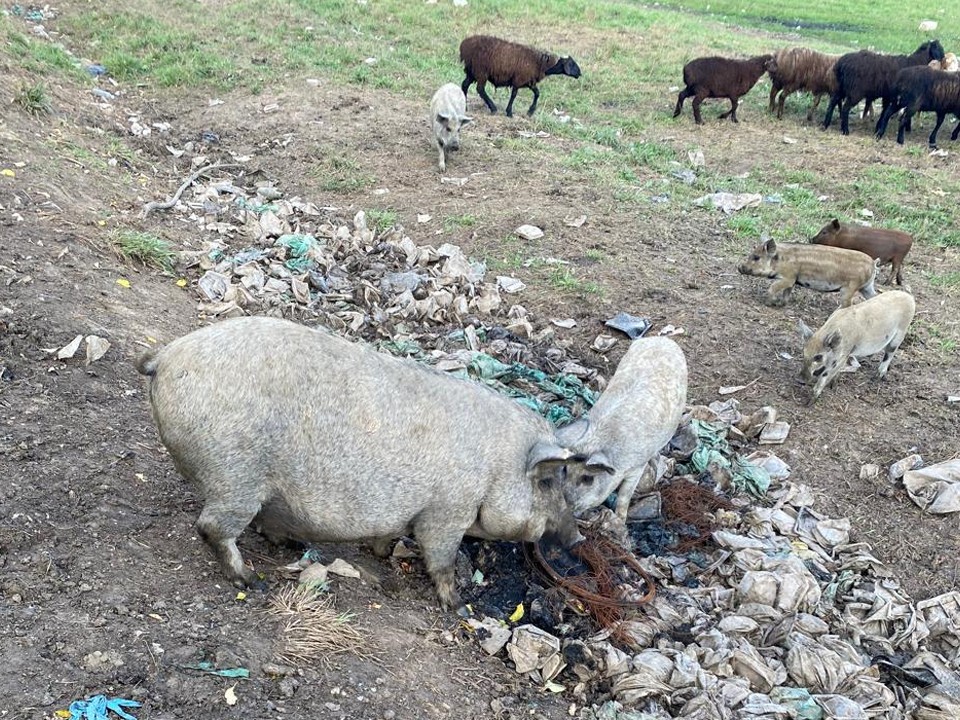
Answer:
[162,172,602,422]
[461,399,960,719]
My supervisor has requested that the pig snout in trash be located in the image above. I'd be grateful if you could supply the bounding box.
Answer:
[137,315,589,612]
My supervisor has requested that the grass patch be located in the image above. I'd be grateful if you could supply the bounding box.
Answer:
[310,153,374,193]
[443,213,477,231]
[112,230,175,271]
[365,208,398,232]
[14,82,53,116]
[549,266,603,297]
[929,272,960,291]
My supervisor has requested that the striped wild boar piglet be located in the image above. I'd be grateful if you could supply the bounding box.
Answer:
[673,54,773,124]
[798,290,916,401]
[430,83,472,172]
[137,316,593,612]
[738,239,878,307]
[811,219,913,285]
[558,338,687,521]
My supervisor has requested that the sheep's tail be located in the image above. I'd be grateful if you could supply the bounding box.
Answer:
[135,348,160,376]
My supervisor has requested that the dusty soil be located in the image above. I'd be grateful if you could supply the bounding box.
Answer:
[2,9,959,719]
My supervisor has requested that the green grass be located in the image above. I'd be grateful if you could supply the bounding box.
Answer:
[443,213,477,231]
[929,272,960,291]
[310,153,374,193]
[13,81,53,116]
[549,266,603,297]
[112,230,175,271]
[365,208,398,232]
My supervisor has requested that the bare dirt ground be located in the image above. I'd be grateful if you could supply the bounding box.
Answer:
[2,12,959,720]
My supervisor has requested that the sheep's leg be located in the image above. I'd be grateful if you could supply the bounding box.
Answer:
[777,90,792,119]
[875,102,897,139]
[503,87,520,117]
[822,92,842,129]
[896,110,913,145]
[476,81,497,114]
[718,97,739,122]
[806,93,823,122]
[928,112,946,147]
[768,84,779,113]
[526,85,540,117]
[673,87,692,117]
[691,95,705,125]
[839,99,853,135]
[461,72,474,98]
[951,117,960,141]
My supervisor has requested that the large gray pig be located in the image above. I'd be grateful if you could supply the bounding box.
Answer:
[558,337,688,520]
[137,316,590,610]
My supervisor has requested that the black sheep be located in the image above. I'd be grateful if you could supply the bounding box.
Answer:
[875,65,960,146]
[459,35,581,118]
[673,55,773,124]
[822,40,945,135]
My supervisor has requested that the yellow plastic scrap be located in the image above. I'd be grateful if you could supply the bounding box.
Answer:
[54,711,70,719]
[235,591,247,602]
[509,603,524,623]
[175,278,187,287]
[116,278,131,288]
[1,169,15,178]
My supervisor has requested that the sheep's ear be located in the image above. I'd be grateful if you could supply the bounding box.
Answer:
[764,238,777,253]
[831,218,841,229]
[797,319,814,342]
[459,114,473,127]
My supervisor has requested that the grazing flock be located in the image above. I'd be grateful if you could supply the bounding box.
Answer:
[138,32,929,612]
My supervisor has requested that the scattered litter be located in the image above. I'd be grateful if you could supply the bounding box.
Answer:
[903,459,960,514]
[564,214,587,228]
[947,395,960,403]
[718,378,758,395]
[671,168,696,185]
[417,213,431,223]
[116,278,131,288]
[85,335,110,365]
[440,176,468,186]
[518,130,551,139]
[497,276,526,294]
[465,616,512,655]
[56,334,83,360]
[224,685,238,706]
[604,312,652,339]
[758,420,790,445]
[860,208,874,218]
[515,224,544,241]
[592,334,618,353]
[552,318,577,329]
[180,661,250,678]
[658,324,684,337]
[326,558,361,578]
[67,695,141,720]
[782,136,798,144]
[919,19,939,32]
[930,148,949,158]
[688,148,705,167]
[693,192,762,213]
[889,453,923,481]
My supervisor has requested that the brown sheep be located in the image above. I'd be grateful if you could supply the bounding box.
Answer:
[673,55,773,124]
[767,47,841,121]
[459,35,581,118]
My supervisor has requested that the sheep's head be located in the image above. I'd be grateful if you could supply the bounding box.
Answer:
[561,56,582,79]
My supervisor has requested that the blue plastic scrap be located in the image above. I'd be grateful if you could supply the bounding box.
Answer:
[181,660,250,678]
[68,695,141,720]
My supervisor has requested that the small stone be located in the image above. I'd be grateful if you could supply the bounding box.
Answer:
[514,224,544,241]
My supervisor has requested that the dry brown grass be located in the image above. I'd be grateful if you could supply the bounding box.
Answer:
[266,584,372,666]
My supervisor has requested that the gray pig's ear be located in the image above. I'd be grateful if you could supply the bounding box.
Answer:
[765,238,777,253]
[585,451,616,475]
[460,115,473,126]
[435,113,450,125]
[823,330,842,349]
[797,319,814,341]
[526,441,572,472]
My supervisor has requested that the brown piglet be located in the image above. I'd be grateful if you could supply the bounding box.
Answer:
[810,219,913,286]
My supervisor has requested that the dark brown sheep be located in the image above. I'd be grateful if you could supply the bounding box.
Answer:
[810,219,913,286]
[822,40,945,135]
[673,55,773,124]
[767,48,841,121]
[875,65,960,146]
[459,35,581,118]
